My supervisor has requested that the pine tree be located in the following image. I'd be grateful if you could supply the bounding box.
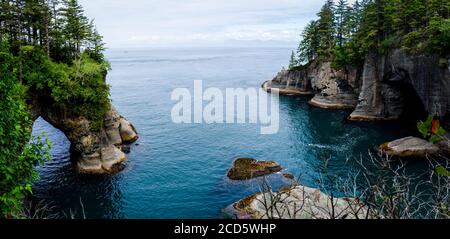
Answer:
[63,0,89,57]
[316,0,335,58]
[297,20,319,63]
[288,50,298,69]
[85,21,105,62]
[335,0,349,47]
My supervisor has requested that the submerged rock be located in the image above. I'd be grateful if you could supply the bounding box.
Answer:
[226,185,368,219]
[227,158,282,180]
[282,173,295,180]
[378,136,440,157]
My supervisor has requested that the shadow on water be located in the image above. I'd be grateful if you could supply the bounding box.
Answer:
[31,118,125,219]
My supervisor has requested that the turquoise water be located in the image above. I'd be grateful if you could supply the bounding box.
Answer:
[32,47,414,219]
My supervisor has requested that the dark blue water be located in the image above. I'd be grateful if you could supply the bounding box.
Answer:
[32,47,414,219]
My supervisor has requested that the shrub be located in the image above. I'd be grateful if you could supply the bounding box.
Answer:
[0,51,51,218]
[20,46,111,131]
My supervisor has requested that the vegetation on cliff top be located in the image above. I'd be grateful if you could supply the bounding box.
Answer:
[0,0,109,218]
[291,0,450,70]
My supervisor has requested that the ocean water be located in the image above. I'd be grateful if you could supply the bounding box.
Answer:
[31,47,415,219]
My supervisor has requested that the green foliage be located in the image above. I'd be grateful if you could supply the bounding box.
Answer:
[427,17,450,54]
[295,0,449,70]
[297,20,320,64]
[417,115,447,144]
[436,166,450,177]
[0,0,110,218]
[52,54,111,130]
[0,51,51,218]
[316,0,335,59]
[380,34,401,54]
[20,46,111,131]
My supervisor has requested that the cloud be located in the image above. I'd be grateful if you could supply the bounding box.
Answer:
[79,0,331,48]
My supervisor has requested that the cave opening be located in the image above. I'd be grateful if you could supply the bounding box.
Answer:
[383,68,428,127]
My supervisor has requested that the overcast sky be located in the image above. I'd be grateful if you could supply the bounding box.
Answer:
[79,0,335,48]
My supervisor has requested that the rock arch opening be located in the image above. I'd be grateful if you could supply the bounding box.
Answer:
[30,104,138,174]
[32,117,71,164]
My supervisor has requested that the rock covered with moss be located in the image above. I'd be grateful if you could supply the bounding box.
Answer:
[227,158,282,180]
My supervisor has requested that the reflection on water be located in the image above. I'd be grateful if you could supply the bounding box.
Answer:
[31,47,418,219]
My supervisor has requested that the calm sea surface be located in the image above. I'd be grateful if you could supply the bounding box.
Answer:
[32,47,415,219]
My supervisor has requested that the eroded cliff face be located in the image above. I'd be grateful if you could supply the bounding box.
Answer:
[31,102,138,174]
[307,61,360,109]
[349,49,450,126]
[264,61,360,109]
[263,68,314,96]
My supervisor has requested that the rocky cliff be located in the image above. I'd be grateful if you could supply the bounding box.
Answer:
[264,60,360,109]
[349,49,450,127]
[262,68,314,96]
[31,100,138,174]
[266,49,449,127]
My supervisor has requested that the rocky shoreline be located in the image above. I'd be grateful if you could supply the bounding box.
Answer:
[263,49,450,127]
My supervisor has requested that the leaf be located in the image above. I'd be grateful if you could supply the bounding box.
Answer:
[436,166,450,177]
[429,135,442,144]
[432,119,440,134]
[437,127,447,136]
[417,121,430,138]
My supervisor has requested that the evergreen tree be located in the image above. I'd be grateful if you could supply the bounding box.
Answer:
[297,20,320,63]
[84,22,105,62]
[62,0,89,58]
[335,0,350,47]
[288,50,298,69]
[316,0,335,58]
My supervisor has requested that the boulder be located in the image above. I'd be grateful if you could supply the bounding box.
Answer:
[227,158,282,180]
[119,118,138,143]
[378,136,440,157]
[226,185,368,219]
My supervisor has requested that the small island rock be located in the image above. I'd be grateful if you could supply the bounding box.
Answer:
[227,158,282,180]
